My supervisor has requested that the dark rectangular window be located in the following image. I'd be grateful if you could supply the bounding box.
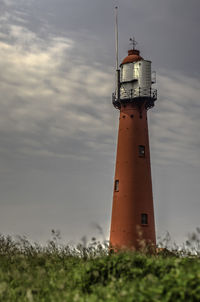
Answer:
[141,213,148,225]
[114,180,119,192]
[139,145,145,157]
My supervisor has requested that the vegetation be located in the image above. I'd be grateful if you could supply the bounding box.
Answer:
[0,230,200,302]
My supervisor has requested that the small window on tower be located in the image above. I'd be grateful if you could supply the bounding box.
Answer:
[141,213,148,225]
[114,180,119,192]
[139,145,145,157]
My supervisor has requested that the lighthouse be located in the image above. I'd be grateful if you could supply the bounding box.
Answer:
[109,11,157,250]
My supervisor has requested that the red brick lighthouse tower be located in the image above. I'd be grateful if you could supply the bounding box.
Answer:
[109,8,157,250]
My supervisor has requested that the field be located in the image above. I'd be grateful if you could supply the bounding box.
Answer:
[0,232,200,302]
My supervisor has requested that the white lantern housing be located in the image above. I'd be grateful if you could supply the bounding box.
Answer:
[112,48,157,110]
[120,60,152,99]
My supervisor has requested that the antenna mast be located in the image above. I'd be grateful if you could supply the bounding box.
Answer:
[115,6,120,101]
[115,6,119,70]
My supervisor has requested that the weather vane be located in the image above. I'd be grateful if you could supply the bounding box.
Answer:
[129,37,137,50]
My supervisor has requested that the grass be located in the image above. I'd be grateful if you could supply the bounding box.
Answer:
[0,230,200,301]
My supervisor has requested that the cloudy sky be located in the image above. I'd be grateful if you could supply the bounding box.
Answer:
[0,0,199,245]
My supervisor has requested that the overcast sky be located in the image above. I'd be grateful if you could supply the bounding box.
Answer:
[0,0,200,245]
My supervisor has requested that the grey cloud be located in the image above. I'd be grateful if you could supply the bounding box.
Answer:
[0,21,115,164]
[150,71,200,167]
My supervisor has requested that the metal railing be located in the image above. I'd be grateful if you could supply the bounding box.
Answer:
[120,87,157,100]
[112,87,157,109]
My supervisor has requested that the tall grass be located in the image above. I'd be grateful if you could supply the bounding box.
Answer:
[0,229,200,301]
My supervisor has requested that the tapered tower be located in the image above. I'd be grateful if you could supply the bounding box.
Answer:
[109,33,157,249]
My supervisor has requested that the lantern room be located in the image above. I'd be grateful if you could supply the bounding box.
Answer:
[112,48,157,109]
[120,59,152,99]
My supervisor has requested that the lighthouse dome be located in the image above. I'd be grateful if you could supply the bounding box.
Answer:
[121,49,143,65]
